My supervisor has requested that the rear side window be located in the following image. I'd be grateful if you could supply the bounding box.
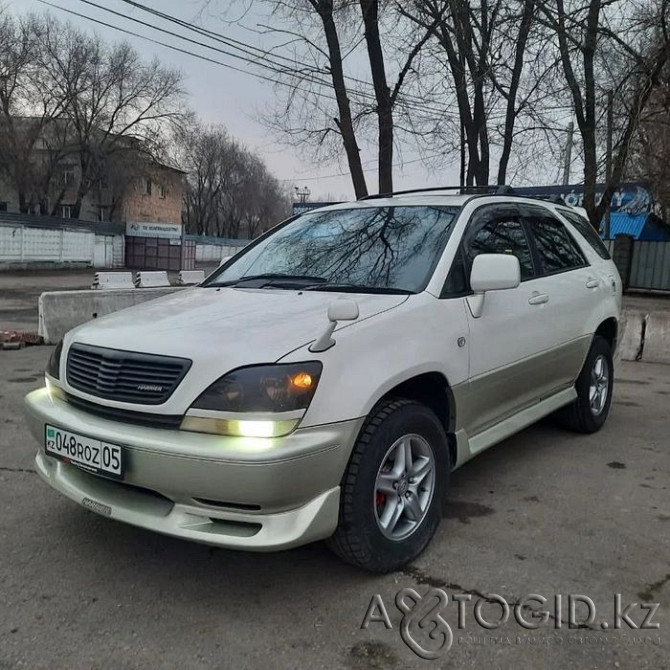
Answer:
[464,207,534,281]
[523,208,587,275]
[558,209,611,260]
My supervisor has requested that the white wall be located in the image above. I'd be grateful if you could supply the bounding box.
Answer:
[0,224,124,267]
[195,243,247,263]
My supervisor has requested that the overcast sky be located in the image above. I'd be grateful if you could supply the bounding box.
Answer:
[10,0,461,201]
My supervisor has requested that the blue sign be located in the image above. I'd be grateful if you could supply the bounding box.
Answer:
[513,182,652,214]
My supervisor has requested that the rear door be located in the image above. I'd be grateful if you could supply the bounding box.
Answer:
[518,204,600,388]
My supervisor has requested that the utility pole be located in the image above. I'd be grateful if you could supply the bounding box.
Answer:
[604,90,614,239]
[562,121,574,185]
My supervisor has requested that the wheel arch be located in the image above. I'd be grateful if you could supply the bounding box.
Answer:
[595,316,618,352]
[372,371,457,469]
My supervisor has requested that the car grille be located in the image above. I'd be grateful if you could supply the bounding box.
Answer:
[66,343,191,405]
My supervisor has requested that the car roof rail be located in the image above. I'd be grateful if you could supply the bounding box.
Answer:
[357,184,517,200]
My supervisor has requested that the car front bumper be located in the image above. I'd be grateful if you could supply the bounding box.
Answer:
[24,387,363,551]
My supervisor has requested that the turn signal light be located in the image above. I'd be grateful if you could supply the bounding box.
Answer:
[291,372,313,389]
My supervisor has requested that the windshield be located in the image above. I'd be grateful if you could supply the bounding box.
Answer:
[204,205,460,293]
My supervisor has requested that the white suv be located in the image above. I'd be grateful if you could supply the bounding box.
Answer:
[24,189,622,572]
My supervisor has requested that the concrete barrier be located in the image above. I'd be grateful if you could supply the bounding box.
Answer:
[39,287,183,343]
[179,270,205,285]
[618,309,645,362]
[641,312,670,364]
[135,271,170,288]
[92,272,134,290]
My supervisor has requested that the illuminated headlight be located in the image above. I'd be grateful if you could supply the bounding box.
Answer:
[46,340,63,380]
[181,362,322,437]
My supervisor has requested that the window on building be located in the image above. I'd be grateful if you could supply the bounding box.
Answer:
[141,177,152,195]
[98,206,110,222]
[62,166,75,185]
[0,201,7,212]
[60,205,72,219]
[158,183,166,199]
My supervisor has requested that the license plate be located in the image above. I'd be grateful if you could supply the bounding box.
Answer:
[44,425,124,479]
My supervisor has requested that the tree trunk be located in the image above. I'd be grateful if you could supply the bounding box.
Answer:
[497,0,534,185]
[315,1,368,198]
[360,0,393,194]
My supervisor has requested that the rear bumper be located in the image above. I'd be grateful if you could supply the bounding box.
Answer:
[25,387,363,550]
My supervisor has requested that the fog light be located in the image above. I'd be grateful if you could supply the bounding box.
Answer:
[180,416,299,438]
[236,420,275,438]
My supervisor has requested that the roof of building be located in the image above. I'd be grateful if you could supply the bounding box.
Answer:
[606,212,670,241]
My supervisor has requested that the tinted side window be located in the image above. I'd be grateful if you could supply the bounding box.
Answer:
[463,206,534,281]
[558,209,611,260]
[525,212,587,274]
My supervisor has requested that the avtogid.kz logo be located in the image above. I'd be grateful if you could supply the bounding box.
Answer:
[361,588,661,660]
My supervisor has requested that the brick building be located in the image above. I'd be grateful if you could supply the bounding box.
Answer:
[0,117,188,270]
[0,118,184,227]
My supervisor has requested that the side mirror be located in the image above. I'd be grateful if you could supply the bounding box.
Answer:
[468,254,521,318]
[470,254,521,292]
[327,300,359,323]
[218,255,233,267]
[310,300,360,352]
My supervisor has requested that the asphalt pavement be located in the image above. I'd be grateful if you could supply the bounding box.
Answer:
[0,347,668,669]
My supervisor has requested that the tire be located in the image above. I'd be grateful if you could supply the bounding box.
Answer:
[557,335,613,433]
[327,399,449,573]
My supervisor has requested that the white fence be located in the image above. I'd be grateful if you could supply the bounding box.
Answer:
[195,242,248,263]
[0,223,124,268]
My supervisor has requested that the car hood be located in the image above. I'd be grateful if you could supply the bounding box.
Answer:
[66,287,408,394]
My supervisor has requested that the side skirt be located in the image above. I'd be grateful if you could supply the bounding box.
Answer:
[453,387,577,468]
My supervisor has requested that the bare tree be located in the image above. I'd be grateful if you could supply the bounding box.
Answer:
[0,13,70,212]
[538,0,670,226]
[34,18,187,217]
[400,0,554,187]
[178,122,290,238]
[627,67,670,220]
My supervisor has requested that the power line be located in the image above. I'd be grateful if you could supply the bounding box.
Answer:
[35,0,342,103]
[77,0,457,120]
[115,0,454,116]
[280,152,448,182]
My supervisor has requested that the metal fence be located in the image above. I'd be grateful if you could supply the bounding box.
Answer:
[629,241,670,291]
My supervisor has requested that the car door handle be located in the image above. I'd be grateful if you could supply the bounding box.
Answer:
[528,292,549,305]
[585,277,600,289]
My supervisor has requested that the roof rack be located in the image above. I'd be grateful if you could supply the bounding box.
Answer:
[358,184,516,200]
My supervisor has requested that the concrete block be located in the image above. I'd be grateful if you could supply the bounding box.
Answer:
[641,312,670,365]
[92,272,134,290]
[178,270,205,285]
[39,287,183,343]
[618,309,645,362]
[135,271,170,288]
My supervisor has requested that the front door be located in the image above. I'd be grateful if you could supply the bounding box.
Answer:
[457,204,560,436]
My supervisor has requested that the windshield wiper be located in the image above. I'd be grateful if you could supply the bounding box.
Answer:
[211,273,329,288]
[304,282,416,295]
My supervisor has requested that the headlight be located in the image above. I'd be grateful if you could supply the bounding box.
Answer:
[46,340,63,380]
[181,362,322,437]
